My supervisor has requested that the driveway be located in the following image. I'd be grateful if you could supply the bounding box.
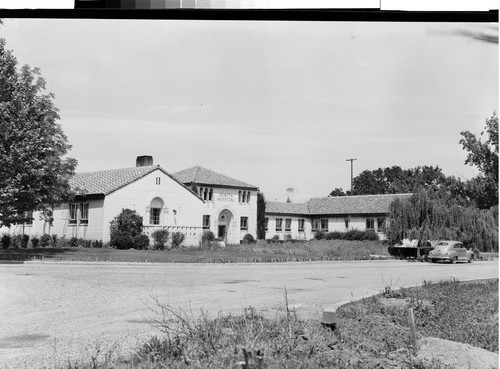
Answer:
[0,259,497,368]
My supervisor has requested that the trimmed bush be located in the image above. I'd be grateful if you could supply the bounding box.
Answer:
[242,233,255,244]
[69,237,79,247]
[325,231,342,240]
[202,231,215,244]
[152,229,169,250]
[39,234,52,247]
[30,236,40,249]
[111,231,134,250]
[1,234,11,249]
[11,234,23,248]
[133,234,150,250]
[362,230,379,241]
[51,234,58,246]
[272,235,280,241]
[314,230,326,240]
[171,232,185,249]
[56,236,67,248]
[92,240,103,248]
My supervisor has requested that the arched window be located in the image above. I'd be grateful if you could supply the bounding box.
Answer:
[242,191,246,203]
[238,191,242,202]
[246,191,250,203]
[209,188,213,201]
[203,188,208,200]
[150,197,164,225]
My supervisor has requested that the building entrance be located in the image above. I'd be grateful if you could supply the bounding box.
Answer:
[217,209,233,243]
[218,225,226,239]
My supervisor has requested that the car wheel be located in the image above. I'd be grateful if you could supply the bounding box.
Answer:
[431,259,437,263]
[468,256,473,263]
[451,257,457,264]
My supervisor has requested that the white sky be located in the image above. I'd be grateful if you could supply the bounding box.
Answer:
[1,19,498,202]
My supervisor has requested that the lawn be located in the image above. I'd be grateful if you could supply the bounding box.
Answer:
[0,239,391,263]
[62,278,498,368]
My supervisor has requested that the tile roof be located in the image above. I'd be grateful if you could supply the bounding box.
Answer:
[172,166,258,190]
[266,193,413,216]
[70,165,165,196]
[265,201,310,215]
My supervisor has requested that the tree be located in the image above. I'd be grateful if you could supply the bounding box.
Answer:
[328,188,347,197]
[256,192,266,239]
[0,38,77,227]
[460,112,499,209]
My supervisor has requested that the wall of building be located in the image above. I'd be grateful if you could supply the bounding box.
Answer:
[197,187,258,244]
[103,169,204,245]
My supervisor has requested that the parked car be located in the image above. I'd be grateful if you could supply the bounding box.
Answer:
[428,241,474,264]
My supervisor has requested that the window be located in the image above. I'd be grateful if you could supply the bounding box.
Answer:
[275,218,283,232]
[208,188,213,201]
[264,217,269,231]
[312,219,319,231]
[320,219,329,232]
[203,215,210,230]
[25,210,33,226]
[246,191,251,203]
[242,191,246,203]
[377,218,385,232]
[149,197,164,225]
[240,217,248,230]
[155,177,161,185]
[203,188,208,200]
[80,203,89,225]
[285,218,292,232]
[366,218,375,230]
[344,219,349,229]
[69,203,78,224]
[238,191,242,202]
[298,219,305,232]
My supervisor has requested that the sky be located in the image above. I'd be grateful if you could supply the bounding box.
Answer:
[1,18,498,202]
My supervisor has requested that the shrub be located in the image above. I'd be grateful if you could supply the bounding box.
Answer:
[314,230,326,240]
[272,235,280,241]
[30,236,39,248]
[242,233,255,244]
[1,234,11,249]
[11,234,23,248]
[56,236,67,248]
[171,232,185,249]
[110,209,143,239]
[51,234,58,246]
[39,234,52,247]
[111,231,134,249]
[284,234,292,241]
[92,240,103,248]
[362,230,379,241]
[152,229,169,250]
[69,237,79,247]
[325,231,342,240]
[202,231,215,244]
[134,234,150,250]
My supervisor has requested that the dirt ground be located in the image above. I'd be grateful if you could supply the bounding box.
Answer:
[0,259,497,368]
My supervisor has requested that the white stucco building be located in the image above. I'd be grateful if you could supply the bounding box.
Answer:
[5,156,259,246]
[264,193,412,241]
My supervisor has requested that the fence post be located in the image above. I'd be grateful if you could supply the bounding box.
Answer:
[407,307,418,355]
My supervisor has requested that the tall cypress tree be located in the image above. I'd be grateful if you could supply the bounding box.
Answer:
[257,192,266,240]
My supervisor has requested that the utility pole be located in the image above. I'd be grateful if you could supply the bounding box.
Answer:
[346,158,357,195]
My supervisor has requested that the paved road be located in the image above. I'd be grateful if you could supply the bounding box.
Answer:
[0,259,497,368]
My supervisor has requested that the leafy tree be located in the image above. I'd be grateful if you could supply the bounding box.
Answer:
[460,112,498,209]
[0,39,77,226]
[257,192,266,239]
[328,188,347,197]
[109,208,143,239]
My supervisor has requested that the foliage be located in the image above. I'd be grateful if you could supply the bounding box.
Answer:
[460,112,499,209]
[1,234,11,249]
[30,236,39,248]
[110,231,134,250]
[39,234,52,247]
[69,236,79,247]
[242,233,255,244]
[0,39,77,227]
[133,234,150,250]
[257,192,266,239]
[92,240,103,248]
[201,230,215,244]
[152,229,170,250]
[329,187,348,197]
[314,230,326,240]
[171,232,185,249]
[385,190,498,251]
[109,209,143,239]
[271,235,280,241]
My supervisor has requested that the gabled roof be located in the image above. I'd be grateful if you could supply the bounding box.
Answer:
[266,193,413,216]
[70,165,201,200]
[172,166,258,190]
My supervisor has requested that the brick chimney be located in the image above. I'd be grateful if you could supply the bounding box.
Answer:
[136,155,153,167]
[286,187,295,203]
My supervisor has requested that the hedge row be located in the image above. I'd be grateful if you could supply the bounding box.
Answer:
[0,234,104,249]
[314,229,379,241]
